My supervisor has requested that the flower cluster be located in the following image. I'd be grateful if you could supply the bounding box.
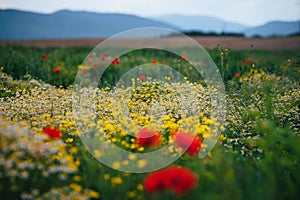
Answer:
[224,69,299,158]
[0,118,99,199]
[0,70,217,198]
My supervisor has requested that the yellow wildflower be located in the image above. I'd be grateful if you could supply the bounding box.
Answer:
[111,177,123,185]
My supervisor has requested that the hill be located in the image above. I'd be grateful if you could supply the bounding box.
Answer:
[155,14,300,37]
[153,14,249,33]
[243,21,300,37]
[0,9,178,40]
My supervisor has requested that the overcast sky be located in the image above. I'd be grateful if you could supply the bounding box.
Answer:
[0,0,299,26]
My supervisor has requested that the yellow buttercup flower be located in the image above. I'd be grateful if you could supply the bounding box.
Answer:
[111,177,123,185]
[219,134,226,141]
[73,175,81,182]
[69,183,82,192]
[103,174,110,180]
[88,190,100,198]
[137,159,147,168]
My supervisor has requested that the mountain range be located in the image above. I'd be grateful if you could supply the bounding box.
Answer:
[0,9,178,40]
[0,9,299,40]
[155,14,300,37]
[153,14,249,33]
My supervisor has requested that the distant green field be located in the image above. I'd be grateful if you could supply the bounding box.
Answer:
[0,46,299,87]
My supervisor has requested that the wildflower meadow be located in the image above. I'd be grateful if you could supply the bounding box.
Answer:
[0,39,299,200]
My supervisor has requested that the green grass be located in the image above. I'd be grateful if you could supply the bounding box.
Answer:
[0,46,299,88]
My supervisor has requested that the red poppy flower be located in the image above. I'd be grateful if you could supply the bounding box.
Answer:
[143,165,198,196]
[111,57,120,65]
[53,67,61,73]
[82,68,88,74]
[181,56,187,61]
[41,54,47,60]
[174,131,202,156]
[43,127,62,139]
[152,60,158,64]
[235,72,241,77]
[199,61,205,66]
[93,63,99,68]
[139,76,146,81]
[245,58,252,65]
[99,56,106,61]
[88,53,94,58]
[102,52,108,57]
[136,128,160,148]
[143,168,170,193]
